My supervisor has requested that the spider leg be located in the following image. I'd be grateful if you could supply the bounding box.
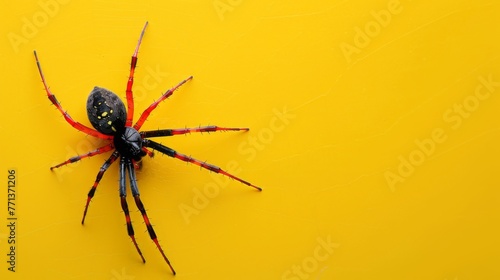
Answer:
[140,126,249,138]
[144,139,262,191]
[81,151,119,224]
[142,147,154,157]
[119,157,146,263]
[33,51,112,140]
[50,143,114,170]
[125,159,176,275]
[133,76,193,130]
[125,21,149,127]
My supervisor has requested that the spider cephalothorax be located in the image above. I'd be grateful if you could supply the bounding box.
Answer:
[34,21,261,276]
[114,127,145,161]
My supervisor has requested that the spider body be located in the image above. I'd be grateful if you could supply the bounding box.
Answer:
[87,86,127,135]
[87,86,145,160]
[34,22,261,276]
[114,126,145,161]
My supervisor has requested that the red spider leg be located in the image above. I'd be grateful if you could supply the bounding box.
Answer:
[144,139,262,191]
[125,159,176,275]
[125,21,149,127]
[50,143,114,170]
[133,76,193,130]
[82,151,119,224]
[33,51,112,140]
[140,126,249,138]
[119,157,146,263]
[142,147,154,157]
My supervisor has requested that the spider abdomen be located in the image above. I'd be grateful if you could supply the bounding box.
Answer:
[87,86,127,135]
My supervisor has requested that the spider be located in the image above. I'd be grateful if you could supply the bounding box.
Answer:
[34,21,261,275]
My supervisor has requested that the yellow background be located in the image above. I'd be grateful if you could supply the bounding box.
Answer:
[1,0,500,279]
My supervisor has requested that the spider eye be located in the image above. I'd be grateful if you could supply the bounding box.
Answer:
[86,87,127,135]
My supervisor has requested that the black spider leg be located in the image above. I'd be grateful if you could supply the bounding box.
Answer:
[82,151,119,224]
[143,139,262,191]
[125,158,176,275]
[119,156,146,263]
[140,126,249,138]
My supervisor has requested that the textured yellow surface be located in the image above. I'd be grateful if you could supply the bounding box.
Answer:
[1,1,500,279]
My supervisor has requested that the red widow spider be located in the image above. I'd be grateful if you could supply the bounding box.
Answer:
[34,21,261,275]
